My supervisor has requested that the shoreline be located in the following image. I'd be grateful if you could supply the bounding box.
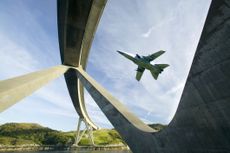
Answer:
[0,144,130,152]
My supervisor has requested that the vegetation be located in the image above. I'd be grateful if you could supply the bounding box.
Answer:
[0,123,125,146]
[0,123,165,146]
[0,123,73,146]
[79,129,125,146]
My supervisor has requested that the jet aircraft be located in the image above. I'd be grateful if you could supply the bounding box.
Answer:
[117,50,169,81]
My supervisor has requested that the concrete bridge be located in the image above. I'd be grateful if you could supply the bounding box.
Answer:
[0,0,230,153]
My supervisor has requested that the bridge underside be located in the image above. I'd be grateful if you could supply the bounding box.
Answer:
[0,0,230,153]
[57,0,107,130]
[58,0,230,152]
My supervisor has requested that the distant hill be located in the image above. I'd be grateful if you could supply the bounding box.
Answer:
[0,123,124,146]
[0,123,68,146]
[0,123,166,146]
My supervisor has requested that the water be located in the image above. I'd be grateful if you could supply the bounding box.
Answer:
[6,151,131,153]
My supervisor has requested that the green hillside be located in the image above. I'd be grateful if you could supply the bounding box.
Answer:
[0,123,165,146]
[0,123,125,146]
[0,123,71,146]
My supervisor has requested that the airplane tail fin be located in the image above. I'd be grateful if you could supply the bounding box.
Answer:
[150,64,169,80]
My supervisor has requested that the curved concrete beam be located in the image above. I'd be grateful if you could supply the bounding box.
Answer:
[1,0,228,152]
[0,65,69,112]
[58,0,230,152]
[57,0,107,129]
[67,1,230,153]
[73,66,158,152]
[73,67,156,133]
[157,1,230,152]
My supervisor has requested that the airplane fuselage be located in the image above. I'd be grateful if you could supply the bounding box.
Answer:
[133,56,153,70]
[117,50,169,81]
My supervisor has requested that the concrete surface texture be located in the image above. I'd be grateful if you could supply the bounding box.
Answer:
[159,0,230,152]
[59,0,230,153]
[0,0,229,153]
[57,0,107,130]
[0,65,69,112]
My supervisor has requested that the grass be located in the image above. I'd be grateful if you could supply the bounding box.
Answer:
[0,122,165,146]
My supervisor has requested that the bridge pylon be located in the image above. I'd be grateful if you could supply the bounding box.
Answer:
[73,117,95,146]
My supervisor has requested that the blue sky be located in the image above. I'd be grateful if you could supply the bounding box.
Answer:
[0,0,211,131]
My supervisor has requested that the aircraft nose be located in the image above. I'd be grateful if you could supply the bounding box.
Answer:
[117,50,122,54]
[117,50,125,55]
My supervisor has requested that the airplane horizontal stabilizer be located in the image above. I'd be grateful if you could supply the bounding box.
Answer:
[150,64,169,80]
[156,64,169,71]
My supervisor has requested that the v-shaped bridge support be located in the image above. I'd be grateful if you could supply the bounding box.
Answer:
[74,117,95,146]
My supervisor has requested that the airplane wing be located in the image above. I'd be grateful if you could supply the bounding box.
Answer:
[117,50,136,62]
[136,66,145,81]
[144,50,166,62]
